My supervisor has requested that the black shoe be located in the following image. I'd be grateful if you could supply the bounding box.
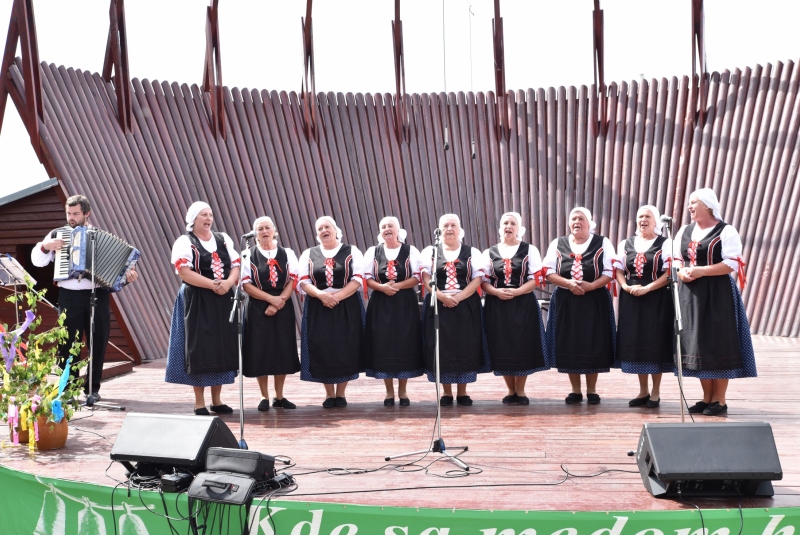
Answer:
[502,394,519,405]
[702,401,728,416]
[629,394,650,407]
[517,396,530,405]
[257,399,271,412]
[322,397,336,408]
[565,393,583,404]
[384,397,395,407]
[194,407,211,416]
[399,397,410,407]
[440,395,454,406]
[334,396,347,407]
[456,395,473,406]
[210,404,233,414]
[688,401,709,414]
[587,393,601,405]
[273,397,296,409]
[646,398,660,408]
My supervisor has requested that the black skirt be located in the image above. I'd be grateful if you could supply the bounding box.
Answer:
[183,285,238,374]
[678,275,743,371]
[305,293,364,379]
[484,292,546,372]
[242,294,300,377]
[364,288,424,373]
[549,287,615,372]
[423,292,483,374]
[617,285,674,365]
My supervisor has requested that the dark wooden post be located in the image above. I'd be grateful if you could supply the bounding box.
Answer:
[392,0,409,144]
[592,0,607,137]
[691,0,708,127]
[301,0,317,143]
[492,0,506,140]
[202,0,225,139]
[102,0,132,133]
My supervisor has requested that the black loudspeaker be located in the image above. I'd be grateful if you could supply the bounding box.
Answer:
[636,422,782,498]
[110,413,238,473]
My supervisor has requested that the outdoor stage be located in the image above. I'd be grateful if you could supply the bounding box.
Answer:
[1,335,799,534]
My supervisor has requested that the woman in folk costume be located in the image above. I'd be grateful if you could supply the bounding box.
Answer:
[363,216,425,406]
[674,188,755,416]
[614,205,675,409]
[481,212,549,405]
[242,216,300,411]
[420,214,490,406]
[166,201,239,415]
[543,207,616,405]
[297,216,365,408]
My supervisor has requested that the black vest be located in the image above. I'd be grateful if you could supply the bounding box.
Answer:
[372,244,413,283]
[249,246,290,295]
[680,221,726,267]
[433,245,474,291]
[622,235,667,284]
[307,245,355,290]
[186,232,231,280]
[487,242,530,288]
[555,234,606,283]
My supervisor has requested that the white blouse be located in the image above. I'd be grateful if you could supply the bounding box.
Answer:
[419,245,488,294]
[672,223,743,273]
[170,232,240,274]
[612,236,674,273]
[363,244,424,281]
[481,243,543,283]
[541,236,616,278]
[241,245,300,287]
[297,243,365,294]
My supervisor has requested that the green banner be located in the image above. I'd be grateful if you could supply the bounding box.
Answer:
[1,465,798,534]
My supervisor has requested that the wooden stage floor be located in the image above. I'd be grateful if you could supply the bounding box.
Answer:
[2,335,798,512]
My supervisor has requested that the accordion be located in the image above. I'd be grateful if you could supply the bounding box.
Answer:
[53,226,140,292]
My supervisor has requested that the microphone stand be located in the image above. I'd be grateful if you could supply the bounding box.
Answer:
[229,236,251,450]
[385,228,470,471]
[82,228,125,411]
[663,218,686,423]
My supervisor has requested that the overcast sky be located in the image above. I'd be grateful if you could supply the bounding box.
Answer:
[0,0,797,198]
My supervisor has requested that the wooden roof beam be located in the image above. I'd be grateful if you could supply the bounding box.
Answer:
[102,0,132,133]
[691,0,708,127]
[301,0,317,143]
[0,0,43,160]
[392,0,409,144]
[492,0,506,140]
[202,0,225,139]
[592,0,607,137]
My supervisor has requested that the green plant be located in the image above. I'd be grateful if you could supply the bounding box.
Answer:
[1,280,86,449]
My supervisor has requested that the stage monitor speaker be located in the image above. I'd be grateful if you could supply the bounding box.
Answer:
[636,422,782,498]
[110,413,238,473]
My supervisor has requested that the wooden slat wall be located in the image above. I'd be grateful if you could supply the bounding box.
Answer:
[7,58,800,359]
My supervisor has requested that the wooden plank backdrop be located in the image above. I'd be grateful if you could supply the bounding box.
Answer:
[5,57,800,361]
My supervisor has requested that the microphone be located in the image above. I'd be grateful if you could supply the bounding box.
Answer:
[241,231,256,239]
[660,215,673,223]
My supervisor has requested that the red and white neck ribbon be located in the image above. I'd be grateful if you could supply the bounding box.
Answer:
[570,254,583,282]
[503,258,512,286]
[445,259,459,290]
[268,258,282,288]
[634,252,646,279]
[386,259,398,282]
[324,258,335,288]
[687,241,699,267]
[211,252,224,281]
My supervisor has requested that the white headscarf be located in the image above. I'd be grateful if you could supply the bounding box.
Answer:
[252,216,278,245]
[315,216,343,243]
[439,213,465,242]
[691,188,722,220]
[185,201,211,232]
[498,211,526,240]
[636,205,663,236]
[377,216,407,244]
[568,207,597,233]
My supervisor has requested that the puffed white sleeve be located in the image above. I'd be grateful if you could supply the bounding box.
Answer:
[362,246,377,280]
[285,248,300,286]
[469,247,488,280]
[31,231,56,267]
[297,248,312,294]
[220,233,240,268]
[527,245,543,281]
[720,225,744,273]
[672,226,687,268]
[613,240,627,271]
[409,245,424,281]
[241,248,253,285]
[659,237,677,272]
[601,238,616,277]
[542,239,560,276]
[348,246,365,283]
[170,235,193,273]
[418,245,434,275]
[481,248,493,282]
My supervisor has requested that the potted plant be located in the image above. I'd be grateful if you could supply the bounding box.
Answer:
[1,281,86,451]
